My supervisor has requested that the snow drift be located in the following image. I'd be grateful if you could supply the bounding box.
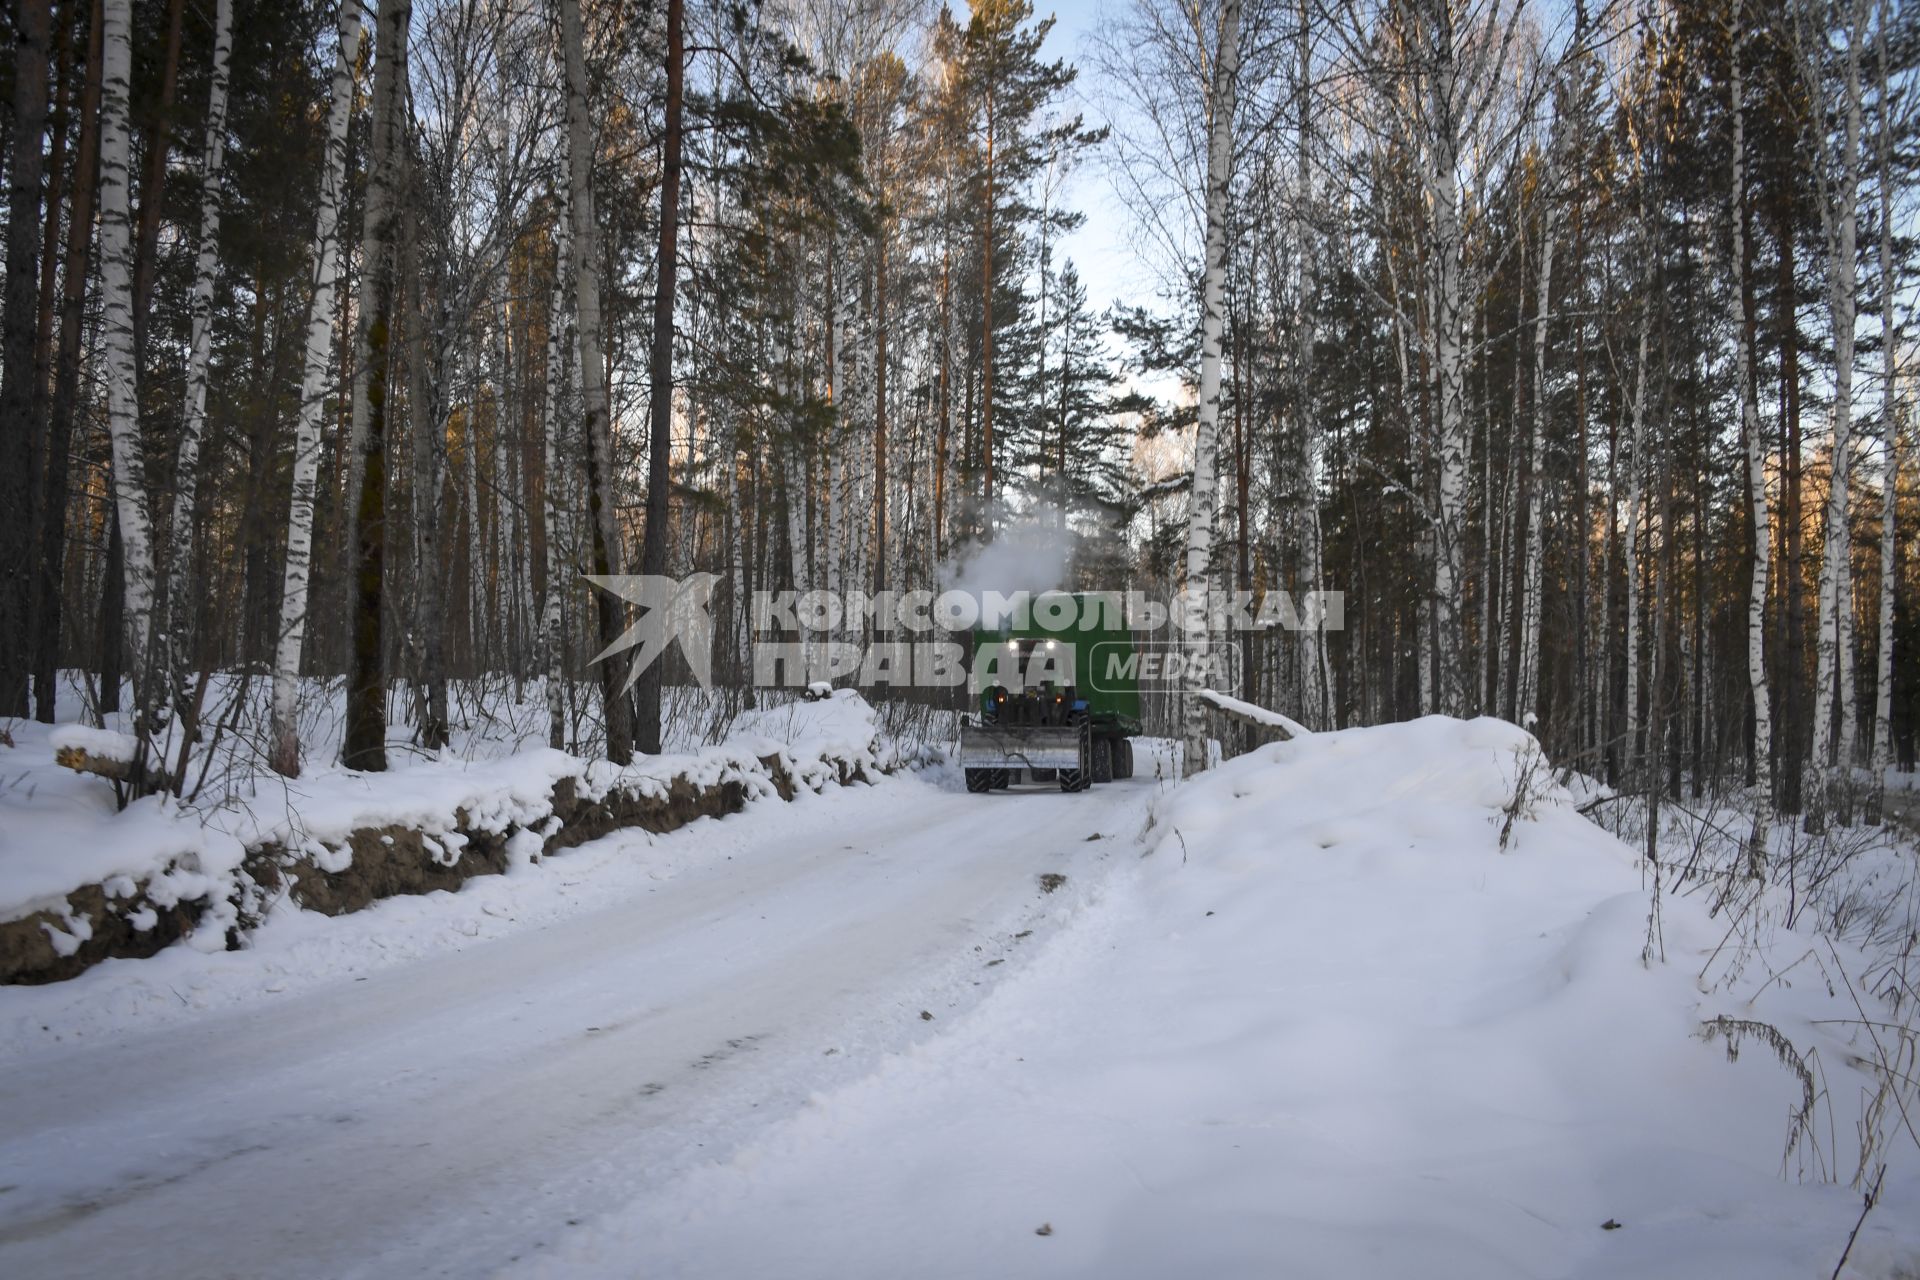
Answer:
[528,715,1919,1279]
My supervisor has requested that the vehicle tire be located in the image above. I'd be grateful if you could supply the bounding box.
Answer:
[1059,715,1090,792]
[1090,734,1113,784]
[1114,738,1134,779]
[966,768,992,793]
[991,768,1011,790]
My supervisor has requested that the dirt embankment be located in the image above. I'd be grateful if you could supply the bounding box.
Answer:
[2,749,877,986]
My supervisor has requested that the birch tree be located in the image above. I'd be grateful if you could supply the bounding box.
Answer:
[1801,0,1866,831]
[542,182,576,750]
[1516,123,1555,726]
[162,0,235,745]
[1729,0,1772,862]
[1181,0,1240,778]
[1866,0,1902,823]
[97,0,159,734]
[270,0,363,777]
[561,0,633,764]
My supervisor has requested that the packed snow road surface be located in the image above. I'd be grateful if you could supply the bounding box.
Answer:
[0,765,1157,1279]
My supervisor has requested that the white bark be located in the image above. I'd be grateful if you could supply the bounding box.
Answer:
[98,0,157,718]
[1295,2,1331,729]
[542,184,575,749]
[269,0,362,776]
[1425,6,1469,719]
[1806,0,1865,825]
[1518,152,1555,725]
[163,0,233,710]
[561,0,622,583]
[1181,0,1239,778]
[1869,0,1899,810]
[1731,0,1772,859]
[1623,295,1650,782]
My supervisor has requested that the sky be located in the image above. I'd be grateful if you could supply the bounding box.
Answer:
[1037,0,1172,322]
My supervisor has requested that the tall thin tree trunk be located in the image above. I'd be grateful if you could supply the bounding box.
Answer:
[1519,148,1555,726]
[634,0,683,755]
[561,0,632,764]
[1780,206,1807,813]
[407,217,448,751]
[874,229,889,594]
[1426,8,1469,719]
[1181,0,1239,778]
[1866,0,1899,824]
[1623,283,1650,785]
[1806,0,1864,830]
[0,0,53,716]
[270,0,361,775]
[163,0,233,734]
[343,0,411,771]
[542,186,575,750]
[1731,2,1773,863]
[1295,0,1330,728]
[36,0,103,724]
[97,0,159,742]
[980,96,997,526]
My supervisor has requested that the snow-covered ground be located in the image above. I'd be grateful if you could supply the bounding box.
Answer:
[3,709,1916,1278]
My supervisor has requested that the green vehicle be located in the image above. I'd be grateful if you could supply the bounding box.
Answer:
[959,594,1143,793]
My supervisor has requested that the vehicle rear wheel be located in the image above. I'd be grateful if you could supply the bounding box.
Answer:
[1090,734,1114,784]
[1114,738,1134,779]
[990,768,1011,789]
[965,768,992,793]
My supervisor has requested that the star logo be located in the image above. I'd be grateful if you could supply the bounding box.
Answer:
[584,573,718,693]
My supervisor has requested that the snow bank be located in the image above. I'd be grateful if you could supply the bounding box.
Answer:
[0,692,886,982]
[531,715,1919,1279]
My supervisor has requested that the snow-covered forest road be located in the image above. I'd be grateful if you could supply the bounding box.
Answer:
[0,768,1155,1278]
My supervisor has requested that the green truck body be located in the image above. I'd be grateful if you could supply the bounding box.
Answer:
[958,593,1142,792]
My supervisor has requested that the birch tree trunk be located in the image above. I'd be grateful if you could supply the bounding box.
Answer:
[1518,152,1555,726]
[542,184,575,750]
[1805,0,1864,830]
[1295,1,1331,728]
[1730,0,1772,865]
[1420,3,1471,719]
[269,0,362,777]
[1623,300,1650,784]
[98,0,159,734]
[1181,0,1239,779]
[343,0,412,772]
[1867,0,1898,823]
[407,225,448,752]
[163,0,234,728]
[561,0,632,764]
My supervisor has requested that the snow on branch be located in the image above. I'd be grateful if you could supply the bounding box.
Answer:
[1194,689,1312,740]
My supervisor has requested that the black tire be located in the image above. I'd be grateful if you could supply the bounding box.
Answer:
[1090,734,1114,784]
[965,768,992,793]
[1114,738,1134,779]
[1059,715,1090,792]
[991,768,1011,790]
